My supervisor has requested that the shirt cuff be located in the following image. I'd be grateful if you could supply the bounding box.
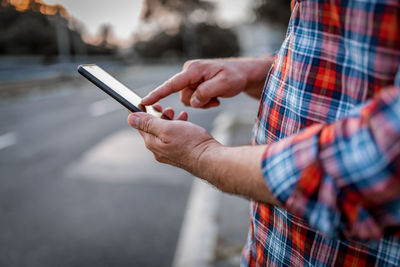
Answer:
[261,124,324,217]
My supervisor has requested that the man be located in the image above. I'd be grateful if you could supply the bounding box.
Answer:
[128,0,400,265]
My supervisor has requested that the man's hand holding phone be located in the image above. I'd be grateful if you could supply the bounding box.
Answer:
[127,111,219,175]
[77,61,278,205]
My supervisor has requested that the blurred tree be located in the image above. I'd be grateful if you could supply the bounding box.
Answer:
[195,23,239,58]
[253,0,292,27]
[134,30,183,59]
[141,0,215,25]
[25,0,40,12]
[99,24,114,48]
[134,0,239,59]
[0,2,57,55]
[0,0,115,58]
[134,23,239,59]
[141,0,216,57]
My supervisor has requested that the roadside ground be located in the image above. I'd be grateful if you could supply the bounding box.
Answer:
[172,95,259,267]
[0,61,259,266]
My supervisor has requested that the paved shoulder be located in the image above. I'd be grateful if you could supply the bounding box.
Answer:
[173,94,259,267]
[64,129,187,185]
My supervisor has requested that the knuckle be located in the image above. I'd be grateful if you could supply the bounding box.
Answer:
[154,154,165,163]
[144,141,153,150]
[153,153,161,162]
[183,60,192,69]
[184,59,199,70]
[159,129,172,142]
[218,72,229,83]
[185,59,207,72]
[141,117,153,133]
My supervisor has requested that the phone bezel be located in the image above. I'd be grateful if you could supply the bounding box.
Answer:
[78,64,142,113]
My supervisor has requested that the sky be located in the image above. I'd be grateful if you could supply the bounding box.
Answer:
[43,0,252,46]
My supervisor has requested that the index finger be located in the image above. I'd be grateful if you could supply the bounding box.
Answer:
[141,69,202,105]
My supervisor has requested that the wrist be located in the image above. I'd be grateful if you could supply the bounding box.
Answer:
[244,57,273,84]
[237,57,274,98]
[191,138,224,179]
[193,142,282,206]
[195,143,258,194]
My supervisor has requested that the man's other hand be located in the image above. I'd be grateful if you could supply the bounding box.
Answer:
[127,112,220,175]
[141,57,272,109]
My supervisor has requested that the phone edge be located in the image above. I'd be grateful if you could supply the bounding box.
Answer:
[77,65,142,113]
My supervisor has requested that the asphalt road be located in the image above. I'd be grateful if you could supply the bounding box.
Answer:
[0,63,222,267]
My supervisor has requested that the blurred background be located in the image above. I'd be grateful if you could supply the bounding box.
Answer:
[0,0,290,266]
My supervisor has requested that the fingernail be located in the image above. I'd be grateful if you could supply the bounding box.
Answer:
[191,96,200,106]
[129,115,140,128]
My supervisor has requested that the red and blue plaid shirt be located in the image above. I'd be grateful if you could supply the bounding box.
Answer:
[242,0,400,266]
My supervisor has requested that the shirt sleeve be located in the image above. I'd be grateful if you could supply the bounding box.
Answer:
[262,70,400,240]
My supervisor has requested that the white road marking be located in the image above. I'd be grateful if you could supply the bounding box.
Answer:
[0,132,17,150]
[172,179,220,267]
[172,113,235,267]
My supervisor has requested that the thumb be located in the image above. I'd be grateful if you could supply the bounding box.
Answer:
[128,112,163,136]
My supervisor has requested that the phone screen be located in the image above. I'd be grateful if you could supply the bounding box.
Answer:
[78,64,161,117]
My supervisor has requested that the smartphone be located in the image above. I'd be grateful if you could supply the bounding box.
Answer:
[77,64,161,117]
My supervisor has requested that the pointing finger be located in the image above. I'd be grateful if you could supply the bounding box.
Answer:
[141,69,202,105]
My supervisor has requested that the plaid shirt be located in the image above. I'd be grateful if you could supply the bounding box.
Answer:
[242,0,400,266]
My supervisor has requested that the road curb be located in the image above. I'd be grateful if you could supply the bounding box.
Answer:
[172,179,221,267]
[172,113,241,267]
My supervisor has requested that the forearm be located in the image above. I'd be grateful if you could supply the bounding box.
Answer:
[196,143,281,206]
